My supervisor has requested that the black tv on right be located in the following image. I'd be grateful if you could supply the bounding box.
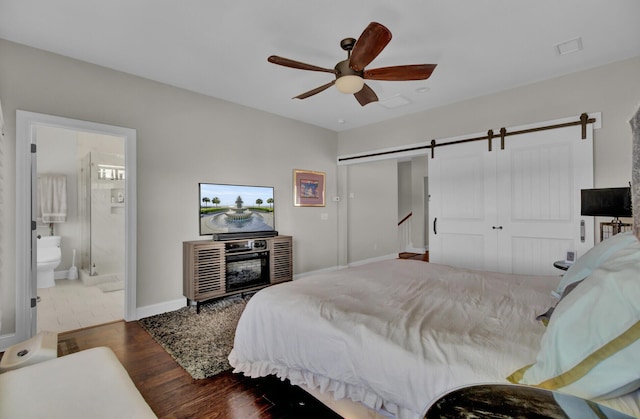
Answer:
[580,187,632,218]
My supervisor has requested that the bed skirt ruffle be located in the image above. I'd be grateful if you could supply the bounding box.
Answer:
[228,350,421,419]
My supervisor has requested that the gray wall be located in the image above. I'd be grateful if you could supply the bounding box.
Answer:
[346,159,398,262]
[397,161,412,221]
[0,39,338,312]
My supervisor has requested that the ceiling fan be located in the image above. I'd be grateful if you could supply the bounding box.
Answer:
[268,22,437,106]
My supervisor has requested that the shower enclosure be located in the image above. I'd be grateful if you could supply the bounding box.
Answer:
[78,152,125,284]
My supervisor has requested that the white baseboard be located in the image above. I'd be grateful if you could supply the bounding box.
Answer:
[136,298,185,320]
[401,245,428,253]
[293,265,345,280]
[348,253,397,267]
[54,270,71,280]
[297,253,396,272]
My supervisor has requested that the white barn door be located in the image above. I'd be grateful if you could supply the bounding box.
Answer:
[496,125,594,274]
[429,118,594,275]
[428,139,498,271]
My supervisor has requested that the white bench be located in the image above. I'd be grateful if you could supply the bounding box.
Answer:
[0,346,156,418]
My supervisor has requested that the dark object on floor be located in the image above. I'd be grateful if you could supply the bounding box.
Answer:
[257,375,343,419]
[425,383,634,419]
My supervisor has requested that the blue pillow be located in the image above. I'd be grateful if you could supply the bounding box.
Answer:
[555,231,638,296]
[509,239,640,400]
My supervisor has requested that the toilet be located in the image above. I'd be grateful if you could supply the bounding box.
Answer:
[37,235,62,288]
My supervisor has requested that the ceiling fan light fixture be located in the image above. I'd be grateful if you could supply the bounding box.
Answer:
[335,75,365,94]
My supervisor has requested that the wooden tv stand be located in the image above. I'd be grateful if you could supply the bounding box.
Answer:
[183,235,292,312]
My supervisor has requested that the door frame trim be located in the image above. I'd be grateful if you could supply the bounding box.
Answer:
[15,111,137,343]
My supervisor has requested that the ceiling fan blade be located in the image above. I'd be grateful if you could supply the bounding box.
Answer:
[294,80,336,100]
[349,22,392,72]
[354,83,378,106]
[364,64,437,81]
[268,55,336,74]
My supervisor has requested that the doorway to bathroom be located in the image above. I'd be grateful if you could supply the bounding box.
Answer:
[15,111,137,343]
[36,126,126,332]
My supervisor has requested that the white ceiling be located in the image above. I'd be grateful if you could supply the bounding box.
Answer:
[1,1,640,132]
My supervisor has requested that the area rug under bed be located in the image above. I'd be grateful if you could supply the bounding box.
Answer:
[138,295,250,379]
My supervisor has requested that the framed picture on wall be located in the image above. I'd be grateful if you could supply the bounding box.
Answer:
[293,169,325,207]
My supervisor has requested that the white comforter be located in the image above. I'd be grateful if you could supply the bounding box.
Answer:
[229,259,559,419]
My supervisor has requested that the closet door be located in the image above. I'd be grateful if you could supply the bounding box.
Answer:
[429,119,594,275]
[496,125,594,275]
[428,140,498,271]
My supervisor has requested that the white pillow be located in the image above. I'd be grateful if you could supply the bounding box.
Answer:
[509,237,640,400]
[555,231,638,296]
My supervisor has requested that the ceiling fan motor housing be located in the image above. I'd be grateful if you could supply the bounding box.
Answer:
[334,59,365,93]
[335,59,362,78]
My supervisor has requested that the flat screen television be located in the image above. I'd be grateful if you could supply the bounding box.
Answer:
[580,187,632,217]
[199,183,276,238]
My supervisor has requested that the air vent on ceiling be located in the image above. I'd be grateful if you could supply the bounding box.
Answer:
[378,95,411,109]
[554,37,583,56]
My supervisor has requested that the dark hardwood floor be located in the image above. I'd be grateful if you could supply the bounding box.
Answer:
[57,321,342,419]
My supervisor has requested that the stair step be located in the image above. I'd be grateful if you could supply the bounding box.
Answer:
[398,252,429,262]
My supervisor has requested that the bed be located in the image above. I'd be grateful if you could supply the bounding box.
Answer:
[229,233,640,419]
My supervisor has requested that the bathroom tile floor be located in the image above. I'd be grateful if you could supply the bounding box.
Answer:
[37,279,124,333]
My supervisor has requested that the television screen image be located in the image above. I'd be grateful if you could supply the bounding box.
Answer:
[199,183,275,236]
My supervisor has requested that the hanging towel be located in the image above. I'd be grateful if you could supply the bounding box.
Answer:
[38,174,68,223]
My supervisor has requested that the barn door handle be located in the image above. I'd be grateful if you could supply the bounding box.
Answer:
[580,220,585,242]
[492,226,503,230]
[433,217,437,235]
